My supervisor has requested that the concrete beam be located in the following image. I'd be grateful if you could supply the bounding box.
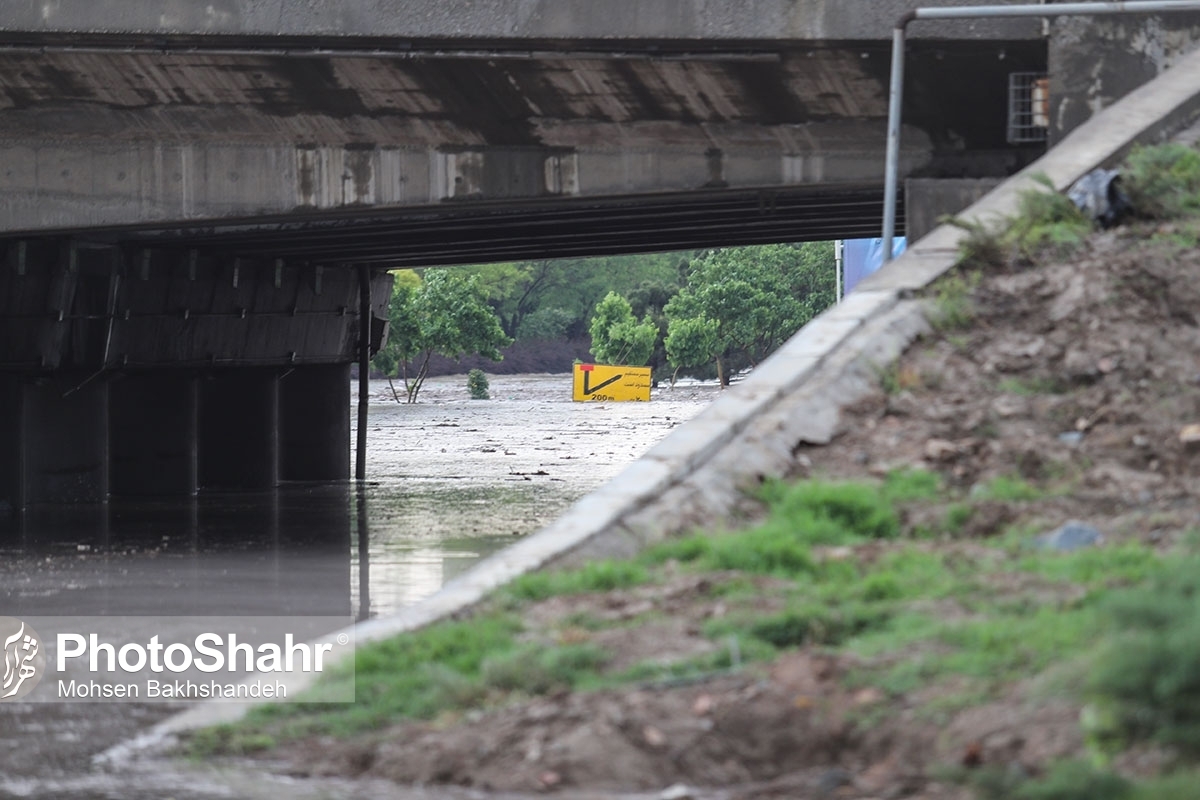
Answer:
[0,1,1042,43]
[0,132,934,233]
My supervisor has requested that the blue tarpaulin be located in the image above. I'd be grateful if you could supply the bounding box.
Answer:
[842,237,906,295]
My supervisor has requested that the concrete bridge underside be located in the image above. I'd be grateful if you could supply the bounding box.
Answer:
[0,3,1049,508]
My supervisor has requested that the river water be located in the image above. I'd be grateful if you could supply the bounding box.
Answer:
[0,373,717,799]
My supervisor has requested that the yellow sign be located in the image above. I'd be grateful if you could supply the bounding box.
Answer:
[572,364,651,402]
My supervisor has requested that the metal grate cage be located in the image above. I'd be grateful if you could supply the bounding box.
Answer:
[1007,72,1049,144]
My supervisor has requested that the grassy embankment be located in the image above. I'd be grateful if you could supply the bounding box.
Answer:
[191,143,1200,799]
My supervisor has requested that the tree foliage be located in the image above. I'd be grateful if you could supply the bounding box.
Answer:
[373,270,512,403]
[588,292,659,366]
[664,243,836,386]
[462,254,681,341]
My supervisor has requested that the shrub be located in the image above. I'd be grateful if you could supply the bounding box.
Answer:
[945,173,1091,270]
[466,368,490,399]
[1008,174,1093,262]
[1088,560,1200,754]
[928,270,979,331]
[1122,143,1200,219]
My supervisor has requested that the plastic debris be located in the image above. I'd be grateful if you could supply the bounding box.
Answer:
[1067,168,1130,228]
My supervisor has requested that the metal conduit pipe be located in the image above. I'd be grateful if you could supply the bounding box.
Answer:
[882,0,1200,262]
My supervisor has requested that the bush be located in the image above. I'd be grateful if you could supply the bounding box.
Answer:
[1088,559,1200,754]
[466,369,490,399]
[946,173,1091,270]
[1009,175,1093,262]
[1122,143,1200,219]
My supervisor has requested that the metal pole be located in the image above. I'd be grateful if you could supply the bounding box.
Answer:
[356,264,370,482]
[834,240,844,302]
[881,24,907,263]
[882,0,1200,263]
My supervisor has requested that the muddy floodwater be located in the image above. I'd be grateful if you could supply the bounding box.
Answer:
[0,372,718,800]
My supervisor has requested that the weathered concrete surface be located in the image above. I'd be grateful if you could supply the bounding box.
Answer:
[0,249,392,369]
[1050,13,1200,144]
[0,34,1046,234]
[904,178,1003,243]
[0,1,1041,43]
[141,43,1200,744]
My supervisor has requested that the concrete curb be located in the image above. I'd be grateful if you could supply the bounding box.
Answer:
[140,44,1200,743]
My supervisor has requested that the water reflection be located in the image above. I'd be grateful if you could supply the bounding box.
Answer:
[0,489,351,617]
[0,481,549,620]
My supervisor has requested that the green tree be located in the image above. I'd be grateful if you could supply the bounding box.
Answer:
[463,253,684,342]
[588,292,659,366]
[373,270,512,403]
[627,279,679,383]
[663,316,720,381]
[664,243,835,386]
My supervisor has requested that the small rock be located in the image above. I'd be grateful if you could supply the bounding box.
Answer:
[692,694,714,716]
[1034,520,1102,551]
[815,545,855,562]
[642,725,666,748]
[853,687,884,706]
[659,784,694,800]
[1057,431,1084,446]
[1062,348,1098,382]
[924,438,958,462]
[992,395,1029,418]
[816,767,854,796]
[538,770,561,788]
[1180,424,1200,450]
[1132,434,1149,448]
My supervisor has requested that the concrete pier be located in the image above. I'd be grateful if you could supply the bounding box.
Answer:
[281,364,352,482]
[199,370,280,492]
[0,375,110,507]
[110,373,199,497]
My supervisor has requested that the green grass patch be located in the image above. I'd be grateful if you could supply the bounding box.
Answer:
[481,642,609,694]
[882,467,942,501]
[975,474,1046,501]
[644,478,907,576]
[505,559,650,602]
[998,375,1069,396]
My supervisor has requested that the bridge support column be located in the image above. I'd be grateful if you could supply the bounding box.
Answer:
[280,364,351,482]
[110,373,199,496]
[0,374,109,508]
[0,376,25,512]
[199,369,279,491]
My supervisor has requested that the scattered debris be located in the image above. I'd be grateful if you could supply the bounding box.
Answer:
[1034,520,1103,552]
